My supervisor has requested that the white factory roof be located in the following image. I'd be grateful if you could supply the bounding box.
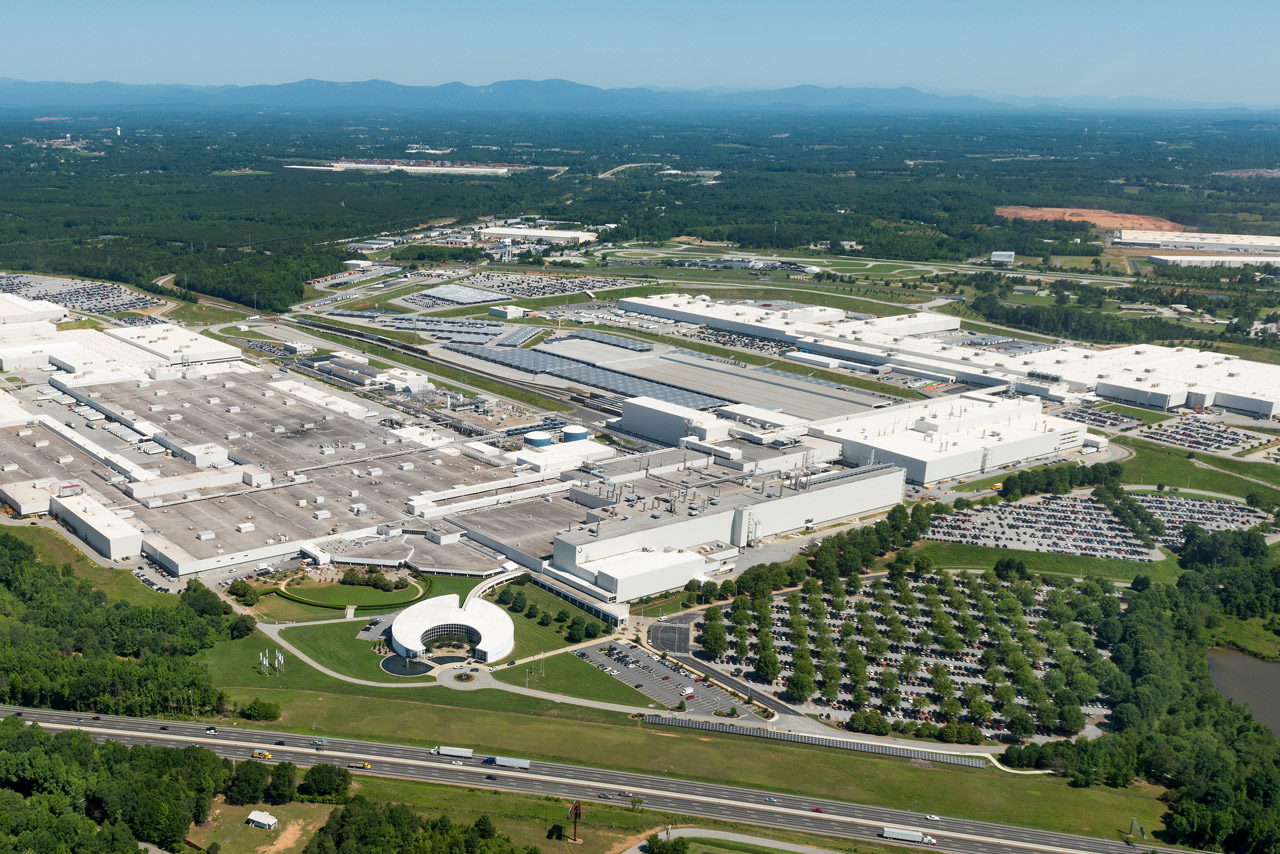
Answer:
[104,326,240,365]
[718,403,807,429]
[814,393,1078,460]
[390,594,515,662]
[478,226,597,242]
[0,293,67,324]
[1115,230,1280,250]
[581,546,698,581]
[54,492,143,540]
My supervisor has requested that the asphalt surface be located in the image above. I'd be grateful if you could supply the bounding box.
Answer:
[577,643,757,718]
[1,705,1182,854]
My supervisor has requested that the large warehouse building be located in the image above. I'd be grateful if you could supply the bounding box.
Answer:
[1147,254,1278,269]
[1114,230,1280,254]
[618,293,1280,417]
[478,227,597,245]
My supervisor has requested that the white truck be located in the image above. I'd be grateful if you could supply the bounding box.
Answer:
[484,756,531,770]
[881,828,937,846]
[432,746,474,758]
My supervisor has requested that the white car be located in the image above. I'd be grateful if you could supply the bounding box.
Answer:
[657,616,668,622]
[451,760,463,766]
[925,815,940,821]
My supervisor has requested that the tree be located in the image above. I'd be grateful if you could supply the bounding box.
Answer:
[474,815,497,840]
[584,620,602,639]
[497,587,514,606]
[1006,710,1035,740]
[538,612,553,626]
[526,603,539,620]
[567,616,587,643]
[265,762,297,805]
[630,796,644,811]
[555,609,570,623]
[227,760,271,805]
[702,620,729,658]
[302,763,352,798]
[754,649,782,683]
[240,697,280,721]
[510,591,528,613]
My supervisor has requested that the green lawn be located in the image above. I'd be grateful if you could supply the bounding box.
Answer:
[283,578,424,609]
[894,540,1182,585]
[492,649,655,707]
[1097,403,1173,426]
[1114,436,1280,503]
[955,318,1059,344]
[247,591,340,623]
[169,302,250,325]
[1209,615,1280,662]
[633,595,695,618]
[417,573,484,600]
[484,583,611,663]
[279,620,435,683]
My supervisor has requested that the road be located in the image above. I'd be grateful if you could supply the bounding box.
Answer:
[3,705,1180,854]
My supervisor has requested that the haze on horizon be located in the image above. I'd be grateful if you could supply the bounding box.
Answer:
[4,0,1277,108]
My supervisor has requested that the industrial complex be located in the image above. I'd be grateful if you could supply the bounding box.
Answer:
[1113,229,1280,254]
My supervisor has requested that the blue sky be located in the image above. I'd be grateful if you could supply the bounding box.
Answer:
[4,0,1275,105]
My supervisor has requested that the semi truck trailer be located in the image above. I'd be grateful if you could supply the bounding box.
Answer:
[881,828,937,845]
[432,746,474,758]
[483,756,531,770]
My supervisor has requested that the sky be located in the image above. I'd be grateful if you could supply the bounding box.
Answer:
[4,0,1277,107]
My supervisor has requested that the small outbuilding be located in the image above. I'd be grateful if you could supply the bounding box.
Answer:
[247,811,278,830]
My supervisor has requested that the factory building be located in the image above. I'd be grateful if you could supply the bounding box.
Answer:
[478,227,597,245]
[618,294,1280,418]
[389,594,515,663]
[1114,230,1280,254]
[1147,254,1278,269]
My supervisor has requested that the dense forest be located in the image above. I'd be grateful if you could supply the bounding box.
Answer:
[0,534,250,715]
[6,111,1280,307]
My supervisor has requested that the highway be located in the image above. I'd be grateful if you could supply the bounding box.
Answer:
[3,705,1180,854]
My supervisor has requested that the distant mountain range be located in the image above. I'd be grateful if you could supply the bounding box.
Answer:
[0,77,1267,114]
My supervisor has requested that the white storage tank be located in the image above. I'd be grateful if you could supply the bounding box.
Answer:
[562,425,589,442]
[525,430,553,448]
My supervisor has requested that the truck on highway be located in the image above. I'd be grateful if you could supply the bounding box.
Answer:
[348,762,371,770]
[483,756,531,770]
[881,828,937,846]
[252,750,272,760]
[432,746,473,758]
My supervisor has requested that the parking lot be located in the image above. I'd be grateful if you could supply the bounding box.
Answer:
[0,273,164,315]
[1132,493,1271,547]
[462,272,645,300]
[1144,418,1259,452]
[925,495,1157,561]
[577,644,758,719]
[1055,406,1145,432]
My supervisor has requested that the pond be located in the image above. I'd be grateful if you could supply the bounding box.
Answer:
[1208,647,1280,738]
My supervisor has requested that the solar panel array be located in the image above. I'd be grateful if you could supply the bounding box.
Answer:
[495,327,540,348]
[559,330,654,351]
[446,344,732,409]
[410,283,505,305]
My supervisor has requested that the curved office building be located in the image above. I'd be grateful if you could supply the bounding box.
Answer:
[389,594,515,663]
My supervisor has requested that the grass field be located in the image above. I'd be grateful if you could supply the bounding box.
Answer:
[492,649,655,707]
[889,540,1183,585]
[279,620,435,683]
[1097,403,1173,426]
[485,583,611,663]
[246,591,339,623]
[633,595,695,618]
[283,577,424,608]
[1209,615,1280,662]
[0,522,175,607]
[205,676,1172,844]
[186,799,333,854]
[169,302,250,325]
[417,574,484,600]
[954,318,1060,344]
[1113,436,1280,503]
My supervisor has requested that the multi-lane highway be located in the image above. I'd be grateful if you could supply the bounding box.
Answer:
[3,705,1176,854]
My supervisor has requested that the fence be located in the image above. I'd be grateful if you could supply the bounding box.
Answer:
[641,715,987,768]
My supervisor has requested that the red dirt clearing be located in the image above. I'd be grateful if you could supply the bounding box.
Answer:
[996,206,1184,231]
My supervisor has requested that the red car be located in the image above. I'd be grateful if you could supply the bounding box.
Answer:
[812,807,825,813]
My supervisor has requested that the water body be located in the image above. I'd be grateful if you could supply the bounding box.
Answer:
[1207,647,1280,737]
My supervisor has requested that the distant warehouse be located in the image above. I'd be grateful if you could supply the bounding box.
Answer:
[479,227,597,245]
[1114,229,1280,254]
[1147,254,1278,269]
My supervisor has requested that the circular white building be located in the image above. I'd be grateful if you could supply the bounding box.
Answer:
[389,594,515,663]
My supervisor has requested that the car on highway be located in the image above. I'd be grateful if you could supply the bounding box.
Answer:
[205,727,218,734]
[484,774,498,781]
[658,616,668,622]
[451,760,463,766]
[92,716,100,720]
[598,793,613,799]
[159,725,168,731]
[925,815,940,821]
[74,717,84,723]
[812,807,825,813]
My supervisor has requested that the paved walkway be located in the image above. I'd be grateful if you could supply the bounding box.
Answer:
[622,827,846,854]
